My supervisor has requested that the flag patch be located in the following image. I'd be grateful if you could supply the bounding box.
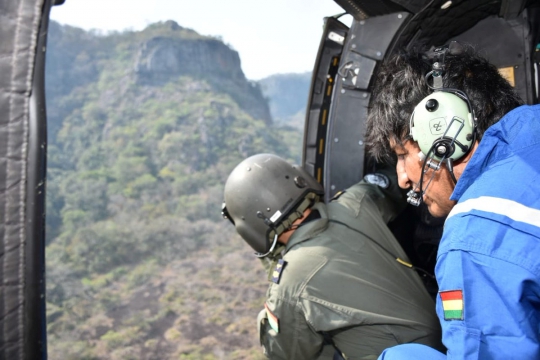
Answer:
[440,290,464,320]
[271,259,287,284]
[264,303,279,333]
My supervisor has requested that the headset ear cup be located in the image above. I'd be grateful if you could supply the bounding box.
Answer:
[433,138,455,159]
[409,112,433,157]
[410,92,474,161]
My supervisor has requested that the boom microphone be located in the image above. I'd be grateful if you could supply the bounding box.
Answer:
[406,144,440,207]
[407,188,423,206]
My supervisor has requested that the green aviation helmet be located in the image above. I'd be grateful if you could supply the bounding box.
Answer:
[222,154,324,256]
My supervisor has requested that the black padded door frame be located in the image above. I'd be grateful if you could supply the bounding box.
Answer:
[0,0,51,358]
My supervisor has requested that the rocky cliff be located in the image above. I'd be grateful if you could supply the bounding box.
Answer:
[134,22,244,81]
[133,21,272,124]
[46,20,272,129]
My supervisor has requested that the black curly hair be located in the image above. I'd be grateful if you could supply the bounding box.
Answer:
[366,43,523,161]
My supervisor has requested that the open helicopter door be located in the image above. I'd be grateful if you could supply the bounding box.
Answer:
[303,9,409,204]
[303,0,540,288]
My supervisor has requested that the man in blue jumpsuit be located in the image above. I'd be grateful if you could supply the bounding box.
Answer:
[365,42,540,359]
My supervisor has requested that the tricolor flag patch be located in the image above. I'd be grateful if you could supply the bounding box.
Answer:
[264,302,280,333]
[440,290,464,320]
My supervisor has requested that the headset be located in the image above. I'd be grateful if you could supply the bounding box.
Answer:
[406,41,477,206]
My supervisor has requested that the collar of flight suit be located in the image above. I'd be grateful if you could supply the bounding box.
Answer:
[284,201,329,254]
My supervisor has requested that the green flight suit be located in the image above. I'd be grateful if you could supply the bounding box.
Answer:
[258,179,443,359]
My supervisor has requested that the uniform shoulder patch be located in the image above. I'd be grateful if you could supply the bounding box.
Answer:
[363,173,390,189]
[271,259,287,284]
[264,302,280,333]
[440,289,464,320]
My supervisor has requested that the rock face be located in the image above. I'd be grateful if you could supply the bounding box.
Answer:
[135,37,244,82]
[134,21,272,124]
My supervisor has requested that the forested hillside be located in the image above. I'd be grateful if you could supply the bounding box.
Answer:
[45,20,305,360]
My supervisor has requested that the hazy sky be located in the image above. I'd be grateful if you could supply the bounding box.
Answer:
[50,0,347,80]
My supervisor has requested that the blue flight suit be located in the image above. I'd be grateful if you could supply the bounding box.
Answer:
[379,105,540,359]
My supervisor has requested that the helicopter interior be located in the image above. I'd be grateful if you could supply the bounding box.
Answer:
[0,0,539,358]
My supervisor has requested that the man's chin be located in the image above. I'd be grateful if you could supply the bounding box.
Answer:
[425,200,450,219]
[428,205,450,218]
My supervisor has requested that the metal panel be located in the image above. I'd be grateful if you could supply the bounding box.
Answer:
[303,17,348,185]
[323,89,370,197]
[323,12,410,201]
[451,12,534,104]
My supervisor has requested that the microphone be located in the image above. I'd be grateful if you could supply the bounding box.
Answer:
[407,151,428,206]
[406,148,435,207]
[407,188,423,206]
[406,147,447,207]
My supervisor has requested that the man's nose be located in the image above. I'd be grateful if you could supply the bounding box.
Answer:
[396,161,411,189]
